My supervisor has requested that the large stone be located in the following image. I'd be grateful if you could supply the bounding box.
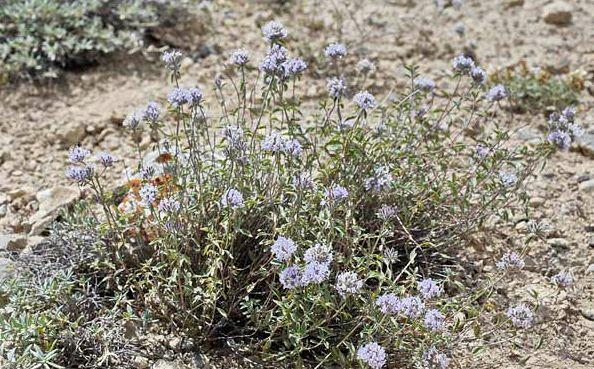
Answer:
[29,186,80,235]
[578,179,594,193]
[577,132,594,158]
[152,360,187,369]
[0,234,27,251]
[542,2,573,26]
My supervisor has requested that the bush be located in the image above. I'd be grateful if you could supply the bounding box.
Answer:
[0,0,185,82]
[490,61,584,113]
[3,22,582,368]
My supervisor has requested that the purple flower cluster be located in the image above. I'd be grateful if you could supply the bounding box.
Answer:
[327,77,347,98]
[550,271,573,288]
[259,45,288,76]
[271,236,297,262]
[139,184,158,206]
[400,296,425,318]
[499,171,518,187]
[96,152,115,167]
[221,188,244,209]
[304,243,333,265]
[302,262,330,284]
[324,43,347,59]
[375,293,401,314]
[357,342,386,369]
[162,50,183,71]
[475,144,490,158]
[422,346,449,369]
[335,271,363,297]
[353,91,377,110]
[261,132,302,156]
[415,77,436,92]
[424,309,445,331]
[452,54,474,73]
[279,265,303,289]
[69,146,91,163]
[376,205,397,221]
[506,304,534,329]
[364,166,393,192]
[168,87,203,108]
[471,66,487,84]
[485,84,507,101]
[230,49,249,66]
[321,184,349,206]
[496,251,525,271]
[157,197,180,214]
[418,279,442,300]
[547,107,584,150]
[65,165,94,183]
[124,101,161,129]
[293,172,315,190]
[262,21,287,43]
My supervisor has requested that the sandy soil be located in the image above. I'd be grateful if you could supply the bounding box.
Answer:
[0,0,593,367]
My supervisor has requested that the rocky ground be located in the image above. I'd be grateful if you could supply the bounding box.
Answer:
[1,0,593,368]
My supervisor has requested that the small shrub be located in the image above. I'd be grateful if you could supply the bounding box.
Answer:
[0,0,189,82]
[490,61,584,113]
[3,22,582,368]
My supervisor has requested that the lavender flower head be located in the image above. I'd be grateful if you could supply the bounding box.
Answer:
[321,184,349,206]
[304,243,333,265]
[353,91,377,110]
[283,57,307,76]
[65,166,94,183]
[123,108,145,129]
[262,21,287,43]
[221,188,244,209]
[364,166,393,192]
[357,342,386,369]
[499,170,518,187]
[293,172,315,190]
[422,347,449,369]
[376,293,401,315]
[475,144,489,158]
[230,49,249,66]
[162,49,183,71]
[471,66,487,84]
[550,271,573,288]
[327,77,347,99]
[279,265,303,289]
[167,88,192,108]
[139,184,158,207]
[283,139,302,156]
[377,205,397,221]
[486,84,507,101]
[324,43,347,59]
[496,251,525,271]
[222,125,244,144]
[547,130,571,150]
[452,54,474,73]
[415,77,436,92]
[335,271,363,297]
[259,45,288,75]
[400,296,425,318]
[271,236,297,262]
[418,278,443,300]
[157,197,180,214]
[506,304,534,329]
[68,146,91,163]
[301,262,330,284]
[262,132,286,153]
[424,309,445,331]
[96,152,115,167]
[144,101,160,124]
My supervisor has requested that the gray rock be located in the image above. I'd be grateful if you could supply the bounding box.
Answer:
[29,186,80,235]
[578,179,594,193]
[547,238,569,249]
[0,234,27,251]
[542,2,573,26]
[577,132,594,158]
[581,307,594,321]
[133,356,149,369]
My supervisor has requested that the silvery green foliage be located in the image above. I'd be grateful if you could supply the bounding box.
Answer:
[3,21,560,369]
[0,0,182,81]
